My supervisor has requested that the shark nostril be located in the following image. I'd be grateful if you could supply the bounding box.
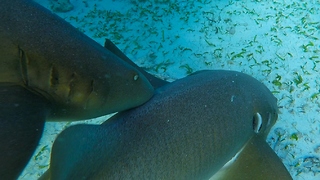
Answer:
[253,112,262,133]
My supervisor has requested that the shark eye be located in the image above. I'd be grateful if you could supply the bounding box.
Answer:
[133,74,139,81]
[253,112,262,133]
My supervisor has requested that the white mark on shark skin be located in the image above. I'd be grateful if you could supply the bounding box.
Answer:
[266,113,272,127]
[133,74,139,81]
[230,81,236,103]
[231,95,235,102]
[219,144,246,169]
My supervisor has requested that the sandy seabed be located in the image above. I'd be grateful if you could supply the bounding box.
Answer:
[19,0,320,179]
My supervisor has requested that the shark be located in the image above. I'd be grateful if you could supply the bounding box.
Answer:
[0,0,154,179]
[40,68,292,179]
[104,41,292,179]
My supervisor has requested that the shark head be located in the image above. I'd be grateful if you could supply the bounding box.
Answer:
[0,0,155,121]
[38,54,155,121]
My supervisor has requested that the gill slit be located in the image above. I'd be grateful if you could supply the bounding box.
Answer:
[84,79,95,109]
[18,46,29,86]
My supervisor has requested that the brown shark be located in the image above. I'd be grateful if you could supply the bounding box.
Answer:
[0,0,153,179]
[41,70,292,179]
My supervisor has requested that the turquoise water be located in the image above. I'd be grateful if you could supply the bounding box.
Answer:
[20,0,320,179]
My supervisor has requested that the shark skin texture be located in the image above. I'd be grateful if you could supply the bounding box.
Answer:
[41,70,292,180]
[0,0,154,179]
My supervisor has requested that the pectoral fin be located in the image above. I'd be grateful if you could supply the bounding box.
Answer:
[39,124,102,180]
[210,135,292,180]
[0,85,49,179]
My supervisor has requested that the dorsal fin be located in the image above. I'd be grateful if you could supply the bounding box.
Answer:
[104,39,168,88]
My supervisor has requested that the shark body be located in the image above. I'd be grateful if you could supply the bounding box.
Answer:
[0,0,153,178]
[42,70,292,179]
